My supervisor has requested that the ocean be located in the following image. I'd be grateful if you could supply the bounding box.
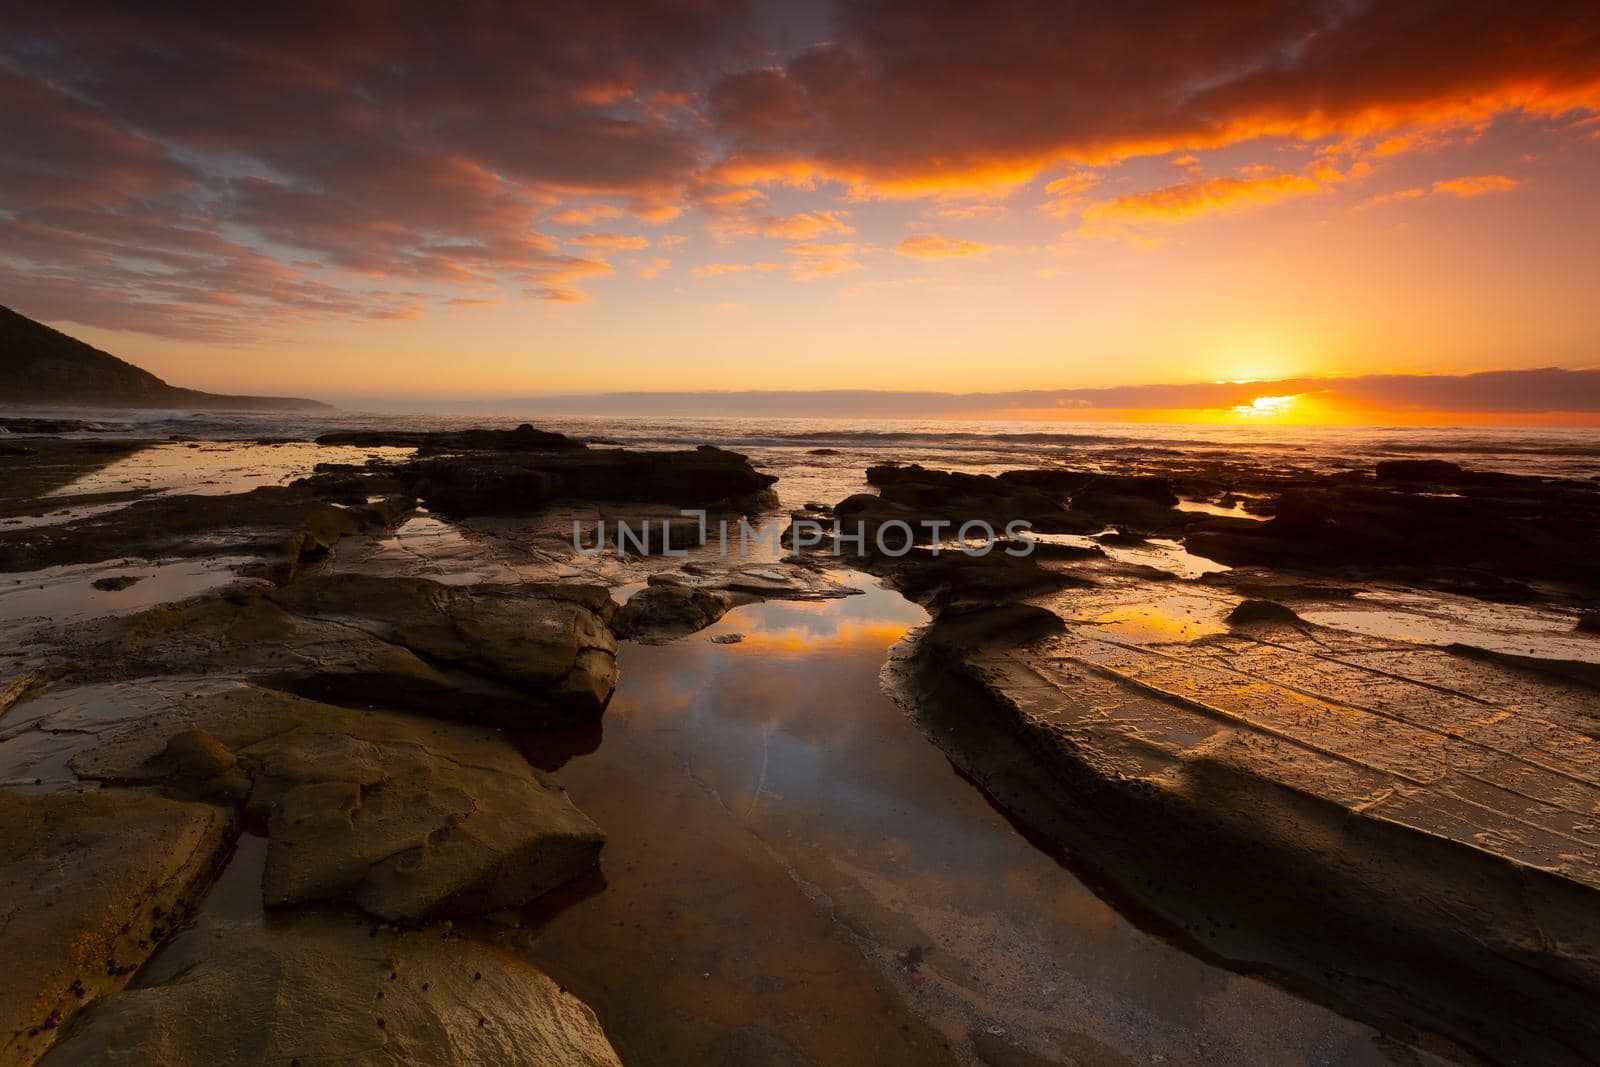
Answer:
[5,407,1598,511]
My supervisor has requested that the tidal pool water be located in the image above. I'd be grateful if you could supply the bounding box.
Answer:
[488,573,1438,1066]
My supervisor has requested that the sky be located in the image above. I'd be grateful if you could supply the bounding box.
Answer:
[2,1,1599,422]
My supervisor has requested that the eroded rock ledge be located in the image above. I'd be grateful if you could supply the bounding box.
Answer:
[70,574,620,727]
[0,423,795,1066]
[72,685,605,922]
[38,911,623,1067]
[0,791,234,1065]
[867,460,1600,1064]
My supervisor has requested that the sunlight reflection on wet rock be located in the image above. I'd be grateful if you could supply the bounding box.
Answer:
[47,442,412,499]
[1302,591,1600,665]
[0,556,258,639]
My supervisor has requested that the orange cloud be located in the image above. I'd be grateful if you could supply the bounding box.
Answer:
[569,232,650,250]
[4,0,1598,345]
[786,241,864,280]
[692,261,781,278]
[1432,174,1522,197]
[708,209,855,242]
[547,203,623,226]
[1043,169,1103,217]
[896,234,990,258]
[1080,171,1326,237]
[706,3,1600,201]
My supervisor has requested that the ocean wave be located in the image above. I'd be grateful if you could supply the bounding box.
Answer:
[1366,439,1600,458]
[6,404,1596,479]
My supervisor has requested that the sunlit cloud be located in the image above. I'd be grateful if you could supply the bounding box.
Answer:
[0,0,1596,386]
[547,203,624,226]
[896,234,990,259]
[1042,169,1103,217]
[786,241,864,280]
[709,209,855,242]
[1082,172,1326,233]
[1433,174,1522,197]
[570,232,651,250]
[693,261,782,278]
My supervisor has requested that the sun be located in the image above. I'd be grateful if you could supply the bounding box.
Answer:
[1230,394,1300,419]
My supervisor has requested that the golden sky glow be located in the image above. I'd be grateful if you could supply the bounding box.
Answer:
[2,3,1599,423]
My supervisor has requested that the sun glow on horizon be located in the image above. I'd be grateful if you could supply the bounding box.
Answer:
[1230,394,1301,419]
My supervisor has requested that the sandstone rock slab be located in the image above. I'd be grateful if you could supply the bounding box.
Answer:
[75,574,620,727]
[38,911,622,1067]
[0,790,234,1066]
[72,686,604,922]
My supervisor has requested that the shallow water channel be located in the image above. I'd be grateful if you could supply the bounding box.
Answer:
[484,572,1435,1066]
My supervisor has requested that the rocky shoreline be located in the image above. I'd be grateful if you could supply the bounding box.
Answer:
[0,426,792,1065]
[1,423,1597,1064]
[850,462,1600,1065]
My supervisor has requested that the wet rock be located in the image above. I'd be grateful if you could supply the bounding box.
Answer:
[89,575,141,592]
[882,550,1087,609]
[0,482,414,579]
[0,438,153,503]
[861,465,1099,536]
[0,668,47,720]
[80,575,620,727]
[705,1026,811,1067]
[73,686,605,922]
[0,418,116,434]
[316,422,586,454]
[0,790,235,1065]
[614,582,735,644]
[1373,459,1520,486]
[897,593,1600,1065]
[1225,599,1302,625]
[1186,482,1600,595]
[917,602,1066,652]
[397,445,778,518]
[1066,482,1180,528]
[850,464,1197,544]
[1025,539,1104,561]
[592,513,707,556]
[1375,458,1462,482]
[267,574,620,720]
[1443,643,1600,690]
[971,1029,1139,1067]
[998,469,1179,507]
[141,730,252,804]
[1222,577,1361,602]
[38,911,622,1066]
[648,562,861,604]
[710,633,744,645]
